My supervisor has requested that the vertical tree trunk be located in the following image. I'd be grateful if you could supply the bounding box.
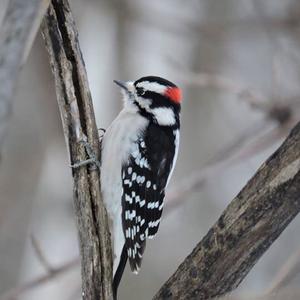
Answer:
[41,1,113,299]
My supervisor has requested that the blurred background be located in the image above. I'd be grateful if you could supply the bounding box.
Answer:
[0,0,300,299]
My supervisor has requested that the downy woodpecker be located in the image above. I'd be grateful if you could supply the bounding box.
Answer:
[101,76,181,298]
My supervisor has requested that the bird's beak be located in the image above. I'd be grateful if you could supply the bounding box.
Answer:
[113,80,129,92]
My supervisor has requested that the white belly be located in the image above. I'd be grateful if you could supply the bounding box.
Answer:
[101,109,148,217]
[100,109,148,274]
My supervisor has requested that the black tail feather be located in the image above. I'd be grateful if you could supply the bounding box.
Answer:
[113,245,128,300]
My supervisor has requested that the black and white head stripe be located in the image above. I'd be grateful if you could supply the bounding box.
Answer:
[130,76,181,127]
[134,76,177,91]
[121,124,177,272]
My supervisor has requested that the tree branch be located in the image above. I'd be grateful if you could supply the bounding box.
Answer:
[41,1,113,299]
[0,258,78,300]
[154,121,300,300]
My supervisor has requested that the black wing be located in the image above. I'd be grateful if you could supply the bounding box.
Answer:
[121,124,177,272]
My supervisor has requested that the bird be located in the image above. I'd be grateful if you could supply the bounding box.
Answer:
[100,76,182,299]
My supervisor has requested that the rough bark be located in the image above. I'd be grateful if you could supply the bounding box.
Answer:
[41,1,113,299]
[154,121,300,300]
[0,0,49,151]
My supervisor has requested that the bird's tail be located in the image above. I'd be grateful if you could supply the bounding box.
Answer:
[113,245,128,300]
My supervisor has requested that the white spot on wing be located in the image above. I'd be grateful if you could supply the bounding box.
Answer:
[132,226,136,239]
[143,159,149,169]
[125,210,136,220]
[149,219,160,228]
[124,179,132,187]
[139,157,145,167]
[132,172,137,181]
[125,194,132,203]
[147,202,154,209]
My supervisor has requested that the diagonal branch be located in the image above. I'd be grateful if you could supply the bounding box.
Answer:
[41,1,113,299]
[30,234,55,273]
[0,258,78,300]
[154,121,300,300]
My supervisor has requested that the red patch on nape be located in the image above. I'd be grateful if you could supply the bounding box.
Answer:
[164,87,182,104]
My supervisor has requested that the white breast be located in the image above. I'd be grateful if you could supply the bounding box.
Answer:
[101,108,148,274]
[101,108,148,218]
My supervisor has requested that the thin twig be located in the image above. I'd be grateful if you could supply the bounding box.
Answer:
[0,258,79,300]
[30,234,54,273]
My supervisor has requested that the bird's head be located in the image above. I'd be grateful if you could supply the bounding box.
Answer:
[114,76,182,127]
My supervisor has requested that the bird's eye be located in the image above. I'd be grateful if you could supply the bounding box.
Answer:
[136,87,145,96]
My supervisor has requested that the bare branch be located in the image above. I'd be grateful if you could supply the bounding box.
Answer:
[30,234,55,273]
[0,0,49,151]
[0,258,78,300]
[154,122,300,300]
[41,0,113,299]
